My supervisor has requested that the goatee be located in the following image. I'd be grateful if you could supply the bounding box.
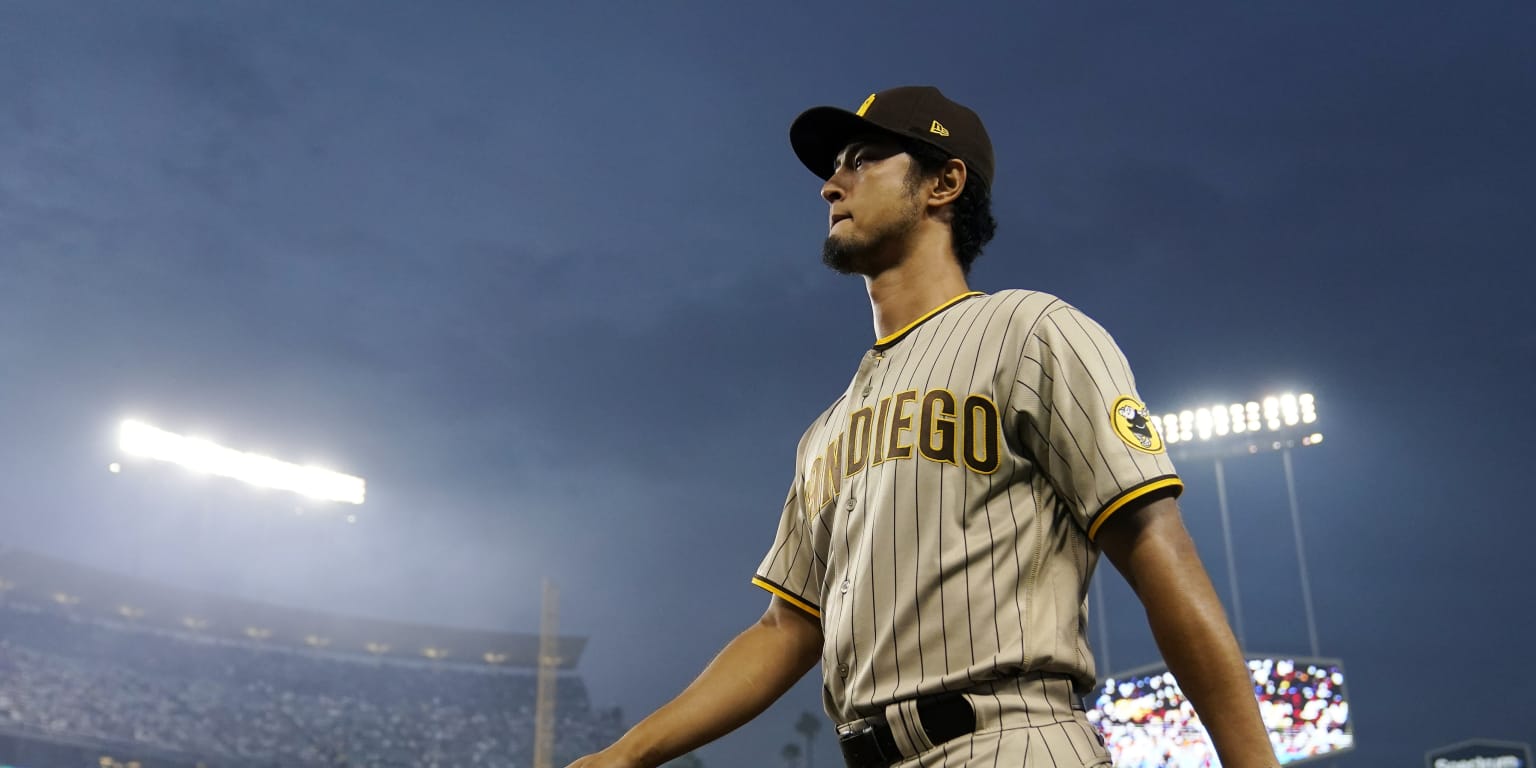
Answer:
[821,235,863,275]
[822,218,919,276]
[822,194,922,276]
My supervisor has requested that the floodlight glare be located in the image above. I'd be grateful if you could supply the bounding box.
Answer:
[1155,414,1179,445]
[1280,393,1300,426]
[1195,408,1213,440]
[1160,393,1321,445]
[118,420,365,505]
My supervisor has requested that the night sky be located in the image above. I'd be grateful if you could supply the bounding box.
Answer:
[1,2,1532,766]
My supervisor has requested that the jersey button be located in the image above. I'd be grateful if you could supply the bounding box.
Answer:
[845,498,856,510]
[861,385,871,398]
[836,663,849,678]
[839,580,849,594]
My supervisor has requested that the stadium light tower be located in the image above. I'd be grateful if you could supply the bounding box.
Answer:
[116,419,366,506]
[1157,393,1322,657]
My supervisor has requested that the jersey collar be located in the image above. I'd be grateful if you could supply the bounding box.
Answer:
[873,291,985,351]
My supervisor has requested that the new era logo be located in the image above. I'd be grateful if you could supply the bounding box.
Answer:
[929,121,950,137]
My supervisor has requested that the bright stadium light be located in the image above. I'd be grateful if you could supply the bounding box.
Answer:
[1158,393,1319,445]
[1193,408,1210,440]
[1280,393,1300,426]
[118,419,366,505]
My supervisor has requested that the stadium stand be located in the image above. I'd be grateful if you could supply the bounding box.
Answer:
[0,550,622,767]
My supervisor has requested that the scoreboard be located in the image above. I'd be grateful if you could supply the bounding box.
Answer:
[1087,656,1354,767]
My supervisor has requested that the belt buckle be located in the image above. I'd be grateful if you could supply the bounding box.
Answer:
[837,720,891,768]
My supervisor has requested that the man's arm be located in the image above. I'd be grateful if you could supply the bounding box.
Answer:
[1097,493,1279,768]
[565,596,823,768]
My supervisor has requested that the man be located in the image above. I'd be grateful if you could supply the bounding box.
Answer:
[567,86,1277,768]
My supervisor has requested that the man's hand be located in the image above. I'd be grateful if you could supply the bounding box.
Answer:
[562,596,822,768]
[1098,492,1280,768]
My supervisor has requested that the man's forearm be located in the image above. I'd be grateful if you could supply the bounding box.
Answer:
[606,600,822,767]
[1135,563,1275,767]
[1100,497,1277,768]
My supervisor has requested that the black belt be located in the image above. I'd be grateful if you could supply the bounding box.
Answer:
[837,692,975,768]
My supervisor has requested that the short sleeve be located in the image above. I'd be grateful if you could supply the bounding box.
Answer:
[1012,305,1182,541]
[753,478,823,618]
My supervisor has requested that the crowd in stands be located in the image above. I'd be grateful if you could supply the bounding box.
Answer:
[1087,659,1353,767]
[0,600,622,767]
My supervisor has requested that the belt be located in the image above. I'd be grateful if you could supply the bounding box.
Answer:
[837,692,975,768]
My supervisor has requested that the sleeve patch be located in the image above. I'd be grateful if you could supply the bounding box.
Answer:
[1110,395,1165,454]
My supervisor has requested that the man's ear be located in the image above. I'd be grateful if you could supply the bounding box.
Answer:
[926,158,967,210]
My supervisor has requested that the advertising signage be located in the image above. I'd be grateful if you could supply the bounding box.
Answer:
[1425,739,1532,768]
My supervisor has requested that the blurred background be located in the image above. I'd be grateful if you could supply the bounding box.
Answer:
[0,1,1531,766]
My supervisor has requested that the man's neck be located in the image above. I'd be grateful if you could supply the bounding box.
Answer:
[863,231,972,342]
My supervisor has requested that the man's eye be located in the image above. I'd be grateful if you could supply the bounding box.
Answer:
[852,157,865,170]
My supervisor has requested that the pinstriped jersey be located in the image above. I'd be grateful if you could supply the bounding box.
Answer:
[753,289,1181,724]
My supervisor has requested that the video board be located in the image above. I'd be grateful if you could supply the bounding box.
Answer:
[1086,656,1353,766]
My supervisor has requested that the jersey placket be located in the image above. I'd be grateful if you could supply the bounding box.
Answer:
[824,345,894,716]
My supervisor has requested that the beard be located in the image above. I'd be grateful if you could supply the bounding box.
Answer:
[821,197,922,276]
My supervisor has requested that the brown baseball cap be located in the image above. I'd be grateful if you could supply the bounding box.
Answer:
[790,85,995,190]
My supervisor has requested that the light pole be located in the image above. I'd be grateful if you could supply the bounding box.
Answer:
[1282,446,1320,657]
[1158,393,1323,657]
[1092,574,1111,675]
[1213,457,1245,649]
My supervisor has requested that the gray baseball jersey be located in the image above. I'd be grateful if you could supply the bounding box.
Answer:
[754,289,1181,724]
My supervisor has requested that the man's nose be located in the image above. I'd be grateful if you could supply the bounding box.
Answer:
[821,176,845,204]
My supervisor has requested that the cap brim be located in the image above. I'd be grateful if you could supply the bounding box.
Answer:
[790,106,905,181]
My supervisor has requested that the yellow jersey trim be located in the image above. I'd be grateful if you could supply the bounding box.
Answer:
[875,291,985,348]
[751,577,821,619]
[1087,475,1184,542]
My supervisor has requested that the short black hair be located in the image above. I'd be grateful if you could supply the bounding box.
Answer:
[902,139,998,274]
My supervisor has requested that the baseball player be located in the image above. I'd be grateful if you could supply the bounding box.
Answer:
[567,86,1277,768]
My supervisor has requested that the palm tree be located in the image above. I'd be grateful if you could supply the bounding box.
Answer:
[780,742,802,768]
[794,711,821,768]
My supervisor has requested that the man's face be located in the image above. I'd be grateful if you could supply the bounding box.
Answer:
[820,137,924,276]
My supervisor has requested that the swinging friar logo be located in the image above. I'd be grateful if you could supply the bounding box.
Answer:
[1110,395,1164,454]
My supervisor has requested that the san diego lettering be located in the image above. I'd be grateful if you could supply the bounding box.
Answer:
[804,388,1001,515]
